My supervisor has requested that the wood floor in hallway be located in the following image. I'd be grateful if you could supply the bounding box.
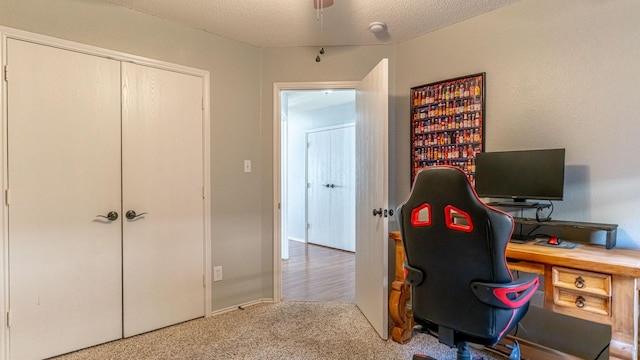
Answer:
[282,240,354,302]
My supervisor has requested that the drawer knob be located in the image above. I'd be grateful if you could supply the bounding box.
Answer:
[575,296,586,308]
[574,276,585,289]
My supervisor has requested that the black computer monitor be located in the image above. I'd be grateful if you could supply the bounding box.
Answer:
[474,148,565,206]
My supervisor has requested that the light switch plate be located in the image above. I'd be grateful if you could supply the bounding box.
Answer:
[213,266,223,282]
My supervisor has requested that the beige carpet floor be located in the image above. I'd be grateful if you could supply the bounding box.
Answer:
[52,301,504,360]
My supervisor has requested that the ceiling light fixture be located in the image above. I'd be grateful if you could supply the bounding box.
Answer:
[314,0,333,62]
[368,21,387,34]
[313,0,334,9]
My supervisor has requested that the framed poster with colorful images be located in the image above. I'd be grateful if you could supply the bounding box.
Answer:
[410,73,485,184]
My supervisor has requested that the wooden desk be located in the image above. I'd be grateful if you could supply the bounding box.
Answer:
[389,231,640,360]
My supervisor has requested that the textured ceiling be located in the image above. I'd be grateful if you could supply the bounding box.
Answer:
[99,0,522,48]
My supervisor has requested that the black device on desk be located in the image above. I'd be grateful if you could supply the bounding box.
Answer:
[476,148,565,240]
[475,148,565,207]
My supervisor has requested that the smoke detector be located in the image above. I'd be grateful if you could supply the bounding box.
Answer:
[368,22,387,34]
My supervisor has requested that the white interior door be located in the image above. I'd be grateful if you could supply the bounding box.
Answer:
[121,63,205,337]
[355,59,389,339]
[306,126,355,251]
[7,39,123,359]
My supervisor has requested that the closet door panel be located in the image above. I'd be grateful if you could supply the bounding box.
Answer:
[122,63,205,337]
[7,39,122,359]
[306,130,333,248]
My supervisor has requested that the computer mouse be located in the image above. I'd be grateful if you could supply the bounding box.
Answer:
[547,236,562,246]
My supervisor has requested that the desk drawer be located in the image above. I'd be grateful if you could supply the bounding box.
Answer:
[553,288,611,316]
[552,266,612,317]
[552,267,611,296]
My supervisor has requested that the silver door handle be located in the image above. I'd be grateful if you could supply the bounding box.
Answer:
[96,211,118,221]
[125,210,148,220]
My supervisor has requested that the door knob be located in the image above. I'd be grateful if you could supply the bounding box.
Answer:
[125,210,148,220]
[323,184,331,188]
[96,211,118,221]
[372,208,382,217]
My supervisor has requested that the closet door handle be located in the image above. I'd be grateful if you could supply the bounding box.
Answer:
[125,210,148,220]
[96,211,118,221]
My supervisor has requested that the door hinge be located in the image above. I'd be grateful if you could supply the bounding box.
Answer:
[5,189,9,206]
[3,65,7,82]
[202,186,205,199]
[277,202,281,210]
[6,311,10,328]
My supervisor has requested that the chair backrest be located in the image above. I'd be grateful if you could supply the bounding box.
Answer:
[397,166,516,343]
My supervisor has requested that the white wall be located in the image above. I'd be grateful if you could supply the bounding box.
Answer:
[394,0,640,249]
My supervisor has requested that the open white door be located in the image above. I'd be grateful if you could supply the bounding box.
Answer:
[355,59,389,339]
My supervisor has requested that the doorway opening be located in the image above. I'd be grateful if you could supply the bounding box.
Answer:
[273,82,357,303]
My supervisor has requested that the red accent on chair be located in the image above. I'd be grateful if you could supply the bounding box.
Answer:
[411,203,432,227]
[494,277,540,308]
[444,205,473,232]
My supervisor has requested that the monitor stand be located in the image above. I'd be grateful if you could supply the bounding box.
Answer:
[510,233,536,243]
[491,200,539,208]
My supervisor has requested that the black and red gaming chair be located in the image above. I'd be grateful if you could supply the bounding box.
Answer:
[397,166,539,360]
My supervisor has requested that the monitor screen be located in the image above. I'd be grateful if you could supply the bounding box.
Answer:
[474,148,565,203]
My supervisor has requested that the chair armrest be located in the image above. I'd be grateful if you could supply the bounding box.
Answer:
[403,262,424,286]
[471,273,539,309]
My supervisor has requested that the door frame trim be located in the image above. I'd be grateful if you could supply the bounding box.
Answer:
[272,81,357,303]
[0,26,212,360]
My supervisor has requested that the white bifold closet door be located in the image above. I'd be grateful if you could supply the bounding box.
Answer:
[121,63,205,337]
[7,40,205,359]
[306,125,355,252]
[7,39,123,360]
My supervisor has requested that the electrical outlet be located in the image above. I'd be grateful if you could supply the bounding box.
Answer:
[213,266,223,282]
[244,160,251,173]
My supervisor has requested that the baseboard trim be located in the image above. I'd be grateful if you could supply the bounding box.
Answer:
[209,298,274,317]
[288,237,305,243]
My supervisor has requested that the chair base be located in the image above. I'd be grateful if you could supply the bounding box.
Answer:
[413,339,521,360]
[412,355,437,360]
